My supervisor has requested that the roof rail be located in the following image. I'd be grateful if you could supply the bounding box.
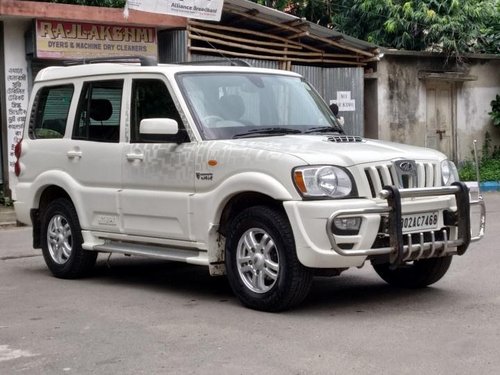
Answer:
[179,59,252,67]
[63,56,157,66]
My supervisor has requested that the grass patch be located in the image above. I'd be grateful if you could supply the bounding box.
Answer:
[458,131,500,182]
[459,158,500,181]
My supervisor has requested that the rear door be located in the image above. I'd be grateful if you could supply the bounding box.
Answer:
[65,78,124,232]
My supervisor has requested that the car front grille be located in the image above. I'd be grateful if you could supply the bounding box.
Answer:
[364,162,440,198]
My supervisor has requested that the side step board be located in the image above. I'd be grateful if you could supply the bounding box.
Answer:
[93,242,209,266]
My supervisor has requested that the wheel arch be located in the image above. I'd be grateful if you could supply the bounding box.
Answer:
[218,192,285,237]
[38,185,72,211]
[31,185,73,249]
[207,191,289,276]
[208,171,297,238]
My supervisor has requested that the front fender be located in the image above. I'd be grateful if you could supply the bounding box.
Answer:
[190,171,297,265]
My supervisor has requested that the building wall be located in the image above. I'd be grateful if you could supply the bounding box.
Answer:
[1,19,31,188]
[377,55,451,147]
[457,61,500,161]
[375,54,500,162]
[158,29,187,63]
[293,66,364,136]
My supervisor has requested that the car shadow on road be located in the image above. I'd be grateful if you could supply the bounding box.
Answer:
[301,273,457,314]
[73,255,457,313]
[90,256,234,299]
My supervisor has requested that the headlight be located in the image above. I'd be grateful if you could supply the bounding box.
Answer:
[441,160,459,185]
[293,165,354,198]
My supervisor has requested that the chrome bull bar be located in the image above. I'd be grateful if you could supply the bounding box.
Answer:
[326,182,486,266]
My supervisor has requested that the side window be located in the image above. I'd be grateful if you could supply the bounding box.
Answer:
[131,79,188,143]
[73,80,123,143]
[31,85,74,139]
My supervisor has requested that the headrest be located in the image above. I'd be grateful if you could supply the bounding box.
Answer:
[90,99,113,122]
[219,95,245,120]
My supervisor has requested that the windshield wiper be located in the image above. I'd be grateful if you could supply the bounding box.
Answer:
[303,126,343,134]
[233,127,302,139]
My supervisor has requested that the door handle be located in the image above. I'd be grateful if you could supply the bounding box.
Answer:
[126,153,144,161]
[67,150,82,159]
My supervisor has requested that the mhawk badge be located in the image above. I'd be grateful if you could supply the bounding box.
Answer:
[196,173,213,181]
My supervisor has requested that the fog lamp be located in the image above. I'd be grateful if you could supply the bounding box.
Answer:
[332,217,362,235]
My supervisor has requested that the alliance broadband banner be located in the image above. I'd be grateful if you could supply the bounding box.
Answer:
[126,0,224,21]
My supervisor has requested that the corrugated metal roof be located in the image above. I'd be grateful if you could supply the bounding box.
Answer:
[225,0,378,53]
[186,0,379,67]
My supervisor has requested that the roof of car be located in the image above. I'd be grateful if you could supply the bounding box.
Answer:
[34,62,302,82]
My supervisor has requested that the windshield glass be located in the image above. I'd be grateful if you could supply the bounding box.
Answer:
[176,72,343,140]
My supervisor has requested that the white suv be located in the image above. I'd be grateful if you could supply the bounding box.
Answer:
[12,59,485,311]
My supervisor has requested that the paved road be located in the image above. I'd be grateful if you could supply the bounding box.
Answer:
[1,194,499,374]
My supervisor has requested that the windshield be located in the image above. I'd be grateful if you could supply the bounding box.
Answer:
[176,72,343,140]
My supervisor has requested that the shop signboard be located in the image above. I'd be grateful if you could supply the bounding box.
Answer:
[5,67,28,175]
[35,20,158,60]
[330,91,356,112]
[126,0,224,21]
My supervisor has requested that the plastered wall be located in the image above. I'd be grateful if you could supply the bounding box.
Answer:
[2,19,30,189]
[374,54,500,162]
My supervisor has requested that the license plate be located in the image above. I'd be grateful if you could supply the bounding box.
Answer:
[401,212,439,233]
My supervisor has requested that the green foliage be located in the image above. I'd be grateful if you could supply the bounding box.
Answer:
[459,158,500,181]
[489,94,500,127]
[458,161,475,181]
[256,0,290,10]
[458,132,500,181]
[330,0,499,56]
[261,0,499,57]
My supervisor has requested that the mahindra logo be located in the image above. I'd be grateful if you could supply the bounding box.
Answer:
[398,161,414,172]
[393,160,418,188]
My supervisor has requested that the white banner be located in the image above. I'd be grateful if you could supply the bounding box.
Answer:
[330,91,356,112]
[126,0,224,21]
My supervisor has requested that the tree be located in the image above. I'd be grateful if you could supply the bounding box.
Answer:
[255,0,499,57]
[329,0,499,56]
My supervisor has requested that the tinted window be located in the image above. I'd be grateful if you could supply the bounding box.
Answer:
[73,80,123,142]
[31,85,74,139]
[131,79,188,143]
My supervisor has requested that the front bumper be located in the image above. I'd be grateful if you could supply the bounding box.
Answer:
[284,182,485,269]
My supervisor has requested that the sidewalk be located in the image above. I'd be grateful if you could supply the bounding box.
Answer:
[0,205,17,227]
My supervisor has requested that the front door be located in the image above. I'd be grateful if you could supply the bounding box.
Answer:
[425,81,455,160]
[120,76,196,240]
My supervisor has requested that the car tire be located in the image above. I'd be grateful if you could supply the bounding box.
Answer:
[41,198,97,279]
[372,256,453,288]
[225,206,312,312]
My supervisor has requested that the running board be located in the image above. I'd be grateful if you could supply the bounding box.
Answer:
[93,242,209,266]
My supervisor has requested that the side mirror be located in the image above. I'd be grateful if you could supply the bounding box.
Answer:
[139,118,179,135]
[337,116,345,127]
